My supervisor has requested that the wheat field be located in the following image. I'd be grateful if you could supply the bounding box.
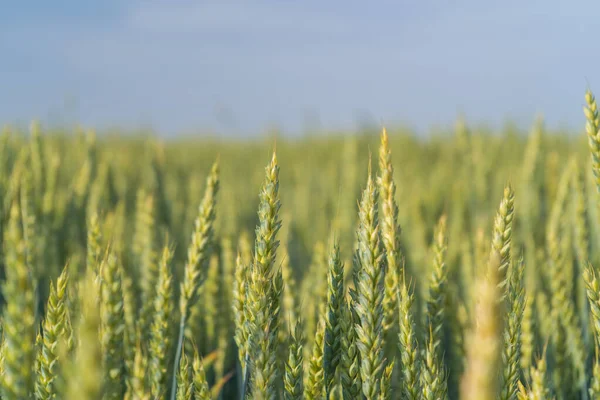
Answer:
[1,90,600,400]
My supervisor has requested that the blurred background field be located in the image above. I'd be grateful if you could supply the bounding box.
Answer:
[0,117,597,398]
[8,119,590,280]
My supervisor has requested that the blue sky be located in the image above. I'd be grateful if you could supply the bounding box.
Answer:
[1,0,599,136]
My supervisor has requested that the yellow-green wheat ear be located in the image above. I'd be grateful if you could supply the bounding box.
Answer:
[420,324,448,400]
[397,278,421,400]
[340,298,361,399]
[323,241,344,396]
[519,295,535,380]
[36,266,70,400]
[499,257,525,400]
[353,165,386,399]
[125,342,151,400]
[278,241,298,369]
[175,349,192,400]
[121,267,138,386]
[460,252,503,400]
[100,251,127,400]
[491,183,515,292]
[425,214,448,355]
[254,151,282,277]
[149,244,174,399]
[232,249,249,371]
[245,151,282,400]
[527,350,551,400]
[379,360,395,400]
[584,265,600,345]
[192,348,211,400]
[585,88,600,192]
[180,159,220,320]
[284,319,305,400]
[134,189,158,343]
[377,127,403,337]
[267,266,284,377]
[171,160,219,400]
[1,202,36,400]
[305,317,326,400]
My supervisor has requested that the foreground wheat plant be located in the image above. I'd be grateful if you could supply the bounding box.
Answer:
[1,92,600,399]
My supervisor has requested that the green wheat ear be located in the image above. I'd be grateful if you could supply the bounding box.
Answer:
[323,241,344,396]
[499,257,525,400]
[377,127,403,336]
[149,244,175,399]
[379,360,395,400]
[491,184,515,292]
[36,265,70,400]
[100,251,126,400]
[192,348,211,400]
[284,320,305,400]
[176,349,192,400]
[340,298,361,399]
[519,295,535,380]
[584,89,600,192]
[420,324,448,400]
[171,160,219,400]
[425,214,448,355]
[125,342,151,400]
[398,277,421,400]
[305,317,325,400]
[353,162,386,399]
[232,249,250,371]
[245,151,282,400]
[529,350,551,400]
[585,265,600,342]
[134,189,158,343]
[121,267,137,386]
[179,160,220,319]
[1,202,36,400]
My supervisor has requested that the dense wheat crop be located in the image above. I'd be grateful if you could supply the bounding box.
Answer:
[3,90,600,399]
